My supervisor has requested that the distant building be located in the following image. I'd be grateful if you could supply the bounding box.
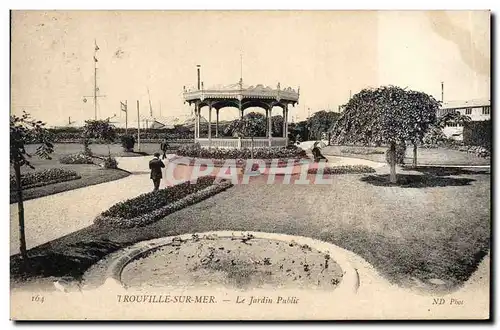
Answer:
[437,99,491,140]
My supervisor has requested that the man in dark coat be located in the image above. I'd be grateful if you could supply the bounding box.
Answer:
[160,137,170,160]
[149,152,165,191]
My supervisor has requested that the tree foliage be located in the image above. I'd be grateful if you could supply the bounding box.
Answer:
[233,112,265,139]
[308,110,341,140]
[331,86,440,183]
[10,111,54,169]
[271,115,283,137]
[225,112,267,137]
[82,119,117,143]
[331,86,440,145]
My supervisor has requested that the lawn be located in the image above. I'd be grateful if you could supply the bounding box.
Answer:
[8,143,162,203]
[321,145,491,166]
[11,167,490,294]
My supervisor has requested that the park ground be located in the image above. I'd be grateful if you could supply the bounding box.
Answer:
[10,143,165,203]
[10,143,491,295]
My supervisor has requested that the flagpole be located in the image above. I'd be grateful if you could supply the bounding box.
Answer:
[94,39,99,120]
[125,100,128,135]
[137,100,141,151]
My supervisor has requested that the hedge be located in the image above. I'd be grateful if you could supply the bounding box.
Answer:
[10,168,81,190]
[94,176,233,228]
[307,165,376,175]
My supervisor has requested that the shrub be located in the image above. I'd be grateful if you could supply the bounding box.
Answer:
[176,143,307,160]
[104,156,118,169]
[340,147,384,155]
[463,120,491,150]
[307,165,376,175]
[121,134,136,152]
[95,176,233,228]
[59,153,94,164]
[10,168,81,189]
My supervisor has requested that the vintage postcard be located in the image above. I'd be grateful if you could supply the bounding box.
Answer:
[9,10,491,320]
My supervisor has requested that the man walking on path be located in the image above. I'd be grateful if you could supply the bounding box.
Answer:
[160,137,170,160]
[149,152,165,191]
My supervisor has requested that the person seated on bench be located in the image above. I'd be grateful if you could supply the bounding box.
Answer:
[312,141,328,162]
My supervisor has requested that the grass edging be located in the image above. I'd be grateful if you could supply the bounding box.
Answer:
[94,180,234,229]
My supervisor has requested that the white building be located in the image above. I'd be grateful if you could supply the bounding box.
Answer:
[437,99,491,140]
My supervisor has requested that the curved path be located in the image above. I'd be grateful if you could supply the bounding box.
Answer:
[9,156,162,256]
[9,153,386,256]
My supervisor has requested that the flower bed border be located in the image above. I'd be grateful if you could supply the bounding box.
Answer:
[11,175,82,191]
[307,165,376,175]
[94,180,233,229]
[171,155,311,168]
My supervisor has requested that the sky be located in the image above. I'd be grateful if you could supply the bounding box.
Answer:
[11,10,490,126]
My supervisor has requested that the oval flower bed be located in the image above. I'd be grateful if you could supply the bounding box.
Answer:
[59,152,95,164]
[176,143,307,160]
[120,234,344,291]
[10,168,81,190]
[170,156,311,168]
[94,176,233,228]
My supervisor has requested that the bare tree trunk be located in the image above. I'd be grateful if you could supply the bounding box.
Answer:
[14,161,28,262]
[389,142,397,184]
[413,143,418,167]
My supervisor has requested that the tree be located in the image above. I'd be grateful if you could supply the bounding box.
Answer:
[308,110,341,143]
[331,86,440,183]
[10,112,54,262]
[234,112,265,159]
[82,119,117,156]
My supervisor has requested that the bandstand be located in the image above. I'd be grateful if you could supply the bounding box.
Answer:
[183,79,299,149]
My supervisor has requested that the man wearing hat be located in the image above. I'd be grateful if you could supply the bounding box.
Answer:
[149,152,166,191]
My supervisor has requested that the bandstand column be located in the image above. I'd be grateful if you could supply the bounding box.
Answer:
[265,109,269,136]
[284,104,289,140]
[194,103,199,140]
[208,103,212,147]
[282,106,287,138]
[215,108,219,137]
[268,105,273,147]
[197,105,201,138]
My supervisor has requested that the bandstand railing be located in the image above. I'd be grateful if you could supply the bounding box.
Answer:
[197,137,288,149]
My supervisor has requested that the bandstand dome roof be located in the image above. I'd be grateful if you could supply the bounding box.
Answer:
[183,81,300,110]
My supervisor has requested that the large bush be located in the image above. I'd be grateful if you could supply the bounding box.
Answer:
[176,143,307,160]
[10,168,80,189]
[120,134,136,152]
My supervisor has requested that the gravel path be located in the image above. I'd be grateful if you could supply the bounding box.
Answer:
[10,156,159,256]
